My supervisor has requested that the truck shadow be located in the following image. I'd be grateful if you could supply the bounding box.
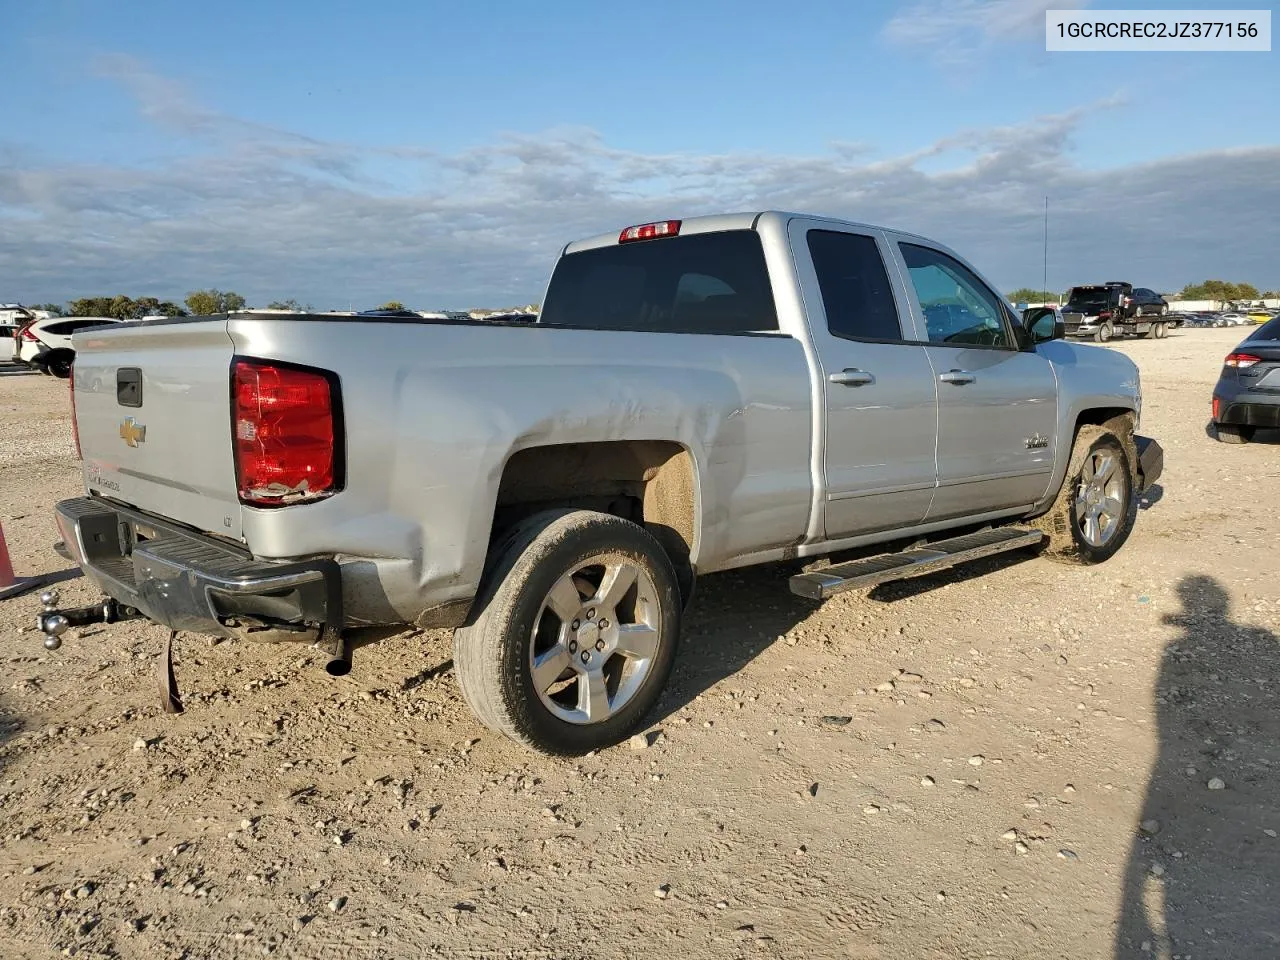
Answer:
[654,535,1046,718]
[1112,575,1280,958]
[655,563,821,717]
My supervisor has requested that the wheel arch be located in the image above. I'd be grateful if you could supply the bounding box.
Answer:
[1031,403,1137,517]
[486,440,701,604]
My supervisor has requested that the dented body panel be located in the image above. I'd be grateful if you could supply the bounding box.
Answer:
[226,317,814,623]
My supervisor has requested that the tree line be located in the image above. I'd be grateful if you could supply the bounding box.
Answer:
[26,293,405,318]
[1008,280,1279,304]
[28,290,320,319]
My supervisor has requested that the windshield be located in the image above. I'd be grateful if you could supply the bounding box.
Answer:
[1067,287,1111,308]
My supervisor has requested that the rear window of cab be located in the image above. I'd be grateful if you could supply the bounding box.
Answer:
[538,230,779,334]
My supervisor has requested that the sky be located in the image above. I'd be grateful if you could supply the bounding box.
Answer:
[1,0,1277,309]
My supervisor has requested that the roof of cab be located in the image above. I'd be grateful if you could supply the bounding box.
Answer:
[560,210,933,255]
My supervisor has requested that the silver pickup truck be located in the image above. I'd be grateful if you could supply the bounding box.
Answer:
[40,211,1163,755]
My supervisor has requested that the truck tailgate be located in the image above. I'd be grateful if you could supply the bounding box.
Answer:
[72,319,244,541]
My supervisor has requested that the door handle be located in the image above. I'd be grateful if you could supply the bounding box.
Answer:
[939,369,976,385]
[829,368,875,386]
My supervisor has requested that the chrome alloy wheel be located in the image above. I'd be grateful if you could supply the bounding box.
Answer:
[1075,449,1127,547]
[528,555,662,725]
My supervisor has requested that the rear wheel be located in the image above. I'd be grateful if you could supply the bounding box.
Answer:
[45,353,73,378]
[1155,322,1167,339]
[1033,425,1137,564]
[1214,423,1254,444]
[453,509,682,756]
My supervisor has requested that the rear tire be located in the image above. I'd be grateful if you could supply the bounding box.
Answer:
[453,509,682,756]
[1032,424,1137,565]
[1214,423,1254,444]
[46,353,73,379]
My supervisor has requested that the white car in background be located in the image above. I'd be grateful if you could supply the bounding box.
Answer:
[11,316,122,377]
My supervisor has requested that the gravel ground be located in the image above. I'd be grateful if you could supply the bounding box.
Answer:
[0,328,1277,960]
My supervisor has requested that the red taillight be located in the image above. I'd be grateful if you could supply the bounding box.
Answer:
[18,323,39,342]
[1212,396,1221,420]
[1224,352,1261,368]
[69,363,81,459]
[232,359,340,506]
[618,220,682,243]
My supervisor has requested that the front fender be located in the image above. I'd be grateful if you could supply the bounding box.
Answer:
[1032,340,1141,512]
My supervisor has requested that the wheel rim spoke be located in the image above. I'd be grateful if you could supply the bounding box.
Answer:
[545,576,582,622]
[580,669,611,721]
[1102,495,1124,518]
[530,553,663,727]
[595,562,638,614]
[1083,508,1100,545]
[1094,454,1116,484]
[614,622,659,661]
[531,643,572,693]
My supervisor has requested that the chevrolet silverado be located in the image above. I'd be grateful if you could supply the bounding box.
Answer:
[38,211,1164,755]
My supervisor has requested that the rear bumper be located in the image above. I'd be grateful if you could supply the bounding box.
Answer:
[1213,387,1280,428]
[54,497,343,642]
[1135,435,1163,492]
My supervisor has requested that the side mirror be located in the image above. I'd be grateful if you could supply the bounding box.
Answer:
[1023,307,1064,343]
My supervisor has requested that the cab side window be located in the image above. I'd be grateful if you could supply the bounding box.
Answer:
[806,230,903,342]
[899,243,1013,349]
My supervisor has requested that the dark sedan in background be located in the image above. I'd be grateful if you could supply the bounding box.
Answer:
[1212,316,1280,443]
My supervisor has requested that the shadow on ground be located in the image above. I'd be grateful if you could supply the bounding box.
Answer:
[652,527,1054,720]
[1114,575,1280,958]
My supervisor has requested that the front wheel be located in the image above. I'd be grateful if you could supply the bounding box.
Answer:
[1033,425,1137,564]
[453,509,682,756]
[1093,322,1113,343]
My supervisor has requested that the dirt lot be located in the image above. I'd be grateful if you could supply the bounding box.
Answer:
[1,327,1277,960]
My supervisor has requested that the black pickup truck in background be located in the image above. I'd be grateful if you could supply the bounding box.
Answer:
[1062,282,1172,342]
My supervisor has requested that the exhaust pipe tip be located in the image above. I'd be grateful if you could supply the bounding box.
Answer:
[324,656,351,677]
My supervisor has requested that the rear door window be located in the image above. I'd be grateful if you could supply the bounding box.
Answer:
[806,230,903,342]
[539,230,779,334]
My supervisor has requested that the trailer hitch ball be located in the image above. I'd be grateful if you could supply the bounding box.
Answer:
[41,589,60,610]
[43,615,69,650]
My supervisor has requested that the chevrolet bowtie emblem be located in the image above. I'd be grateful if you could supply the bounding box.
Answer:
[119,417,147,447]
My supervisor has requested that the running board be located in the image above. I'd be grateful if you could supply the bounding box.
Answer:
[788,527,1045,601]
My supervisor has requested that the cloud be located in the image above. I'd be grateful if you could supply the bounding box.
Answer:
[0,61,1277,307]
[883,0,1092,63]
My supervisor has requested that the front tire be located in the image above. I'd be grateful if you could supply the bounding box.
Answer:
[1033,425,1137,564]
[1214,423,1254,444]
[453,509,682,756]
[1094,322,1113,343]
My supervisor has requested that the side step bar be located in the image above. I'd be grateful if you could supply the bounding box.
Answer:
[788,527,1045,601]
